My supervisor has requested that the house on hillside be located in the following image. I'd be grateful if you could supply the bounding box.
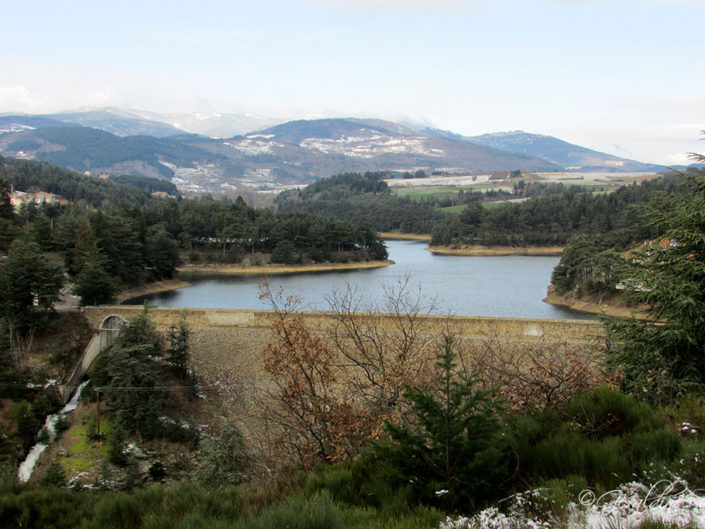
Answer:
[10,190,68,211]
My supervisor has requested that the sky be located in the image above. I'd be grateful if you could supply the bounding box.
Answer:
[1,0,704,165]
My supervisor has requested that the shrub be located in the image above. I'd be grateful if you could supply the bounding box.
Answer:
[508,386,681,490]
[41,461,67,488]
[0,488,86,529]
[197,418,250,487]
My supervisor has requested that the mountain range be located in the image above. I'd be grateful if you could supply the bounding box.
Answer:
[0,109,664,194]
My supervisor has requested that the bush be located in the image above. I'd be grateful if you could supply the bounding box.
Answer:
[508,386,681,490]
[239,490,341,529]
[197,418,250,487]
[0,488,86,529]
[41,461,67,488]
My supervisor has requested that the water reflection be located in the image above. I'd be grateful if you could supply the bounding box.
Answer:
[131,240,590,319]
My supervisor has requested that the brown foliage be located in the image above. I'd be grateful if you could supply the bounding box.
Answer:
[470,334,606,409]
[259,279,440,468]
[325,279,439,415]
[258,281,605,468]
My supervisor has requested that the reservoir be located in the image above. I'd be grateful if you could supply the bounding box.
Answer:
[133,240,588,319]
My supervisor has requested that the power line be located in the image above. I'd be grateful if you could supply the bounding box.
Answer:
[0,384,208,391]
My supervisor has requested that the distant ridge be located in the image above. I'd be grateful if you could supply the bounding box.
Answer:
[0,112,662,194]
[467,130,662,172]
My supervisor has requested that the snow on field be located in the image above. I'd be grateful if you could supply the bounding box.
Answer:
[385,174,495,188]
[300,133,444,158]
[225,138,277,155]
[533,172,660,183]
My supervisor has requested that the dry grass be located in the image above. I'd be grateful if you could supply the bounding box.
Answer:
[427,245,564,256]
[377,232,432,241]
[176,260,393,276]
[116,279,192,304]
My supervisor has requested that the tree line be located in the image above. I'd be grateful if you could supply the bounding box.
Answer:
[0,158,387,322]
[431,174,683,247]
[276,172,446,233]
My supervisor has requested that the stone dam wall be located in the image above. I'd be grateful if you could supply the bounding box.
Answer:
[82,306,605,342]
[82,308,605,407]
[80,306,607,450]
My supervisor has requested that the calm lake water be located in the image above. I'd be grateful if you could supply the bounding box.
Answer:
[131,240,590,319]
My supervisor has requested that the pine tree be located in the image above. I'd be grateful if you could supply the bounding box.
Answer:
[375,337,510,511]
[606,160,705,402]
[0,237,64,334]
[41,461,67,488]
[166,322,190,379]
[197,417,250,486]
[145,228,180,280]
[73,258,117,306]
[0,178,14,221]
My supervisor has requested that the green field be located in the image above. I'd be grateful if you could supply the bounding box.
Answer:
[393,183,512,201]
[438,204,466,214]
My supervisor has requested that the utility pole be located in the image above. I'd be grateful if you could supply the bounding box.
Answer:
[95,388,101,443]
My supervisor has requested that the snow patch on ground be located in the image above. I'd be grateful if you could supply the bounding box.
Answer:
[386,174,495,188]
[300,134,444,158]
[225,138,277,155]
[442,480,705,529]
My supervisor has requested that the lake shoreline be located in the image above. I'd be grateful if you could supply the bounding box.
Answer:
[118,260,394,304]
[176,259,394,276]
[428,245,564,256]
[116,279,192,304]
[378,232,432,242]
[127,241,579,319]
[542,286,649,319]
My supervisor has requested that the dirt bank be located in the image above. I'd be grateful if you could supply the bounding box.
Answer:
[378,232,432,241]
[176,259,394,276]
[427,245,564,256]
[116,279,192,304]
[542,285,649,319]
[115,261,393,303]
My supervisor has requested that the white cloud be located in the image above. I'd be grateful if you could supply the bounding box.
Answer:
[79,87,121,109]
[667,152,694,165]
[0,85,52,114]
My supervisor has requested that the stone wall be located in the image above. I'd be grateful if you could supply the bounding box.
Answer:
[82,306,605,342]
[80,306,607,464]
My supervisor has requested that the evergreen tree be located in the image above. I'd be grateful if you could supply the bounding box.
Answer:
[0,178,14,221]
[106,343,165,439]
[145,228,180,280]
[606,163,705,402]
[166,322,190,379]
[271,240,298,264]
[71,216,98,276]
[375,337,510,511]
[30,213,54,252]
[73,258,118,306]
[197,417,250,486]
[41,461,67,488]
[0,237,64,334]
[103,314,165,439]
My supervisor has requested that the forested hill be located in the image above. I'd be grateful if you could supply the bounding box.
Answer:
[276,172,446,234]
[430,174,684,248]
[0,158,388,307]
[467,131,663,172]
[0,155,171,207]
